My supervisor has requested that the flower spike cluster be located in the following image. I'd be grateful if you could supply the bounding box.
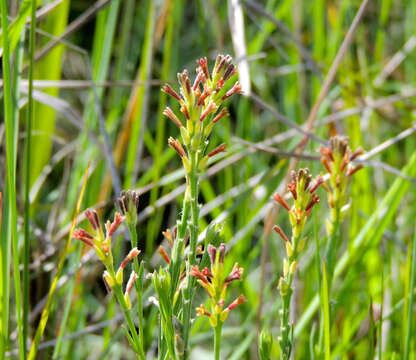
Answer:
[162,54,242,174]
[272,168,323,360]
[319,135,364,233]
[117,190,139,226]
[191,243,246,328]
[73,209,140,308]
[73,210,125,265]
[273,168,323,251]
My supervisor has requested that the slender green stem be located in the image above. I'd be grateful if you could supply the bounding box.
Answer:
[0,0,24,358]
[404,230,416,360]
[325,205,341,288]
[108,261,144,360]
[181,153,200,359]
[23,0,36,356]
[170,191,191,299]
[280,231,300,360]
[112,283,145,360]
[127,224,145,352]
[188,166,200,266]
[214,322,223,360]
[280,271,295,360]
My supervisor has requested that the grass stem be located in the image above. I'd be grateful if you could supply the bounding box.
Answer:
[214,322,223,360]
[0,0,24,357]
[404,229,416,360]
[23,0,36,356]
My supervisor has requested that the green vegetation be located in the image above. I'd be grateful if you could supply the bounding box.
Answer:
[1,0,416,359]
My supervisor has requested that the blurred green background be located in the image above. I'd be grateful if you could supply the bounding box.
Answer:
[1,0,416,358]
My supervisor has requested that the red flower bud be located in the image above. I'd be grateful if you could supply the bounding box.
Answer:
[73,229,94,247]
[226,295,246,311]
[225,263,244,283]
[85,209,100,231]
[212,108,228,124]
[121,247,140,269]
[198,57,210,81]
[106,212,125,238]
[162,84,182,102]
[221,81,243,100]
[273,192,290,212]
[168,137,187,158]
[287,182,297,200]
[163,107,183,128]
[350,147,364,161]
[346,165,363,177]
[273,225,289,243]
[126,271,138,294]
[158,245,171,264]
[321,156,332,174]
[208,143,226,158]
[190,266,209,284]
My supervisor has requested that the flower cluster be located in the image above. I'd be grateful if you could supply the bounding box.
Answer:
[73,209,140,308]
[273,168,323,260]
[117,190,140,226]
[272,168,323,360]
[162,55,242,174]
[319,135,364,232]
[190,243,246,328]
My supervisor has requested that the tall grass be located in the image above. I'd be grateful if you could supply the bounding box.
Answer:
[0,0,23,358]
[1,0,416,359]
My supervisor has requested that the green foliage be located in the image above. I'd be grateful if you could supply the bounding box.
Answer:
[1,0,416,359]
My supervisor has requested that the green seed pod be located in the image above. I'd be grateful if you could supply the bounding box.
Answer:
[103,271,115,288]
[204,121,214,137]
[182,157,191,174]
[124,293,131,310]
[191,133,201,151]
[198,156,209,171]
[180,126,190,146]
[116,267,123,285]
[220,309,229,323]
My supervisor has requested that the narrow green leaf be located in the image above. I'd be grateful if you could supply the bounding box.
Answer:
[0,0,24,357]
[322,261,331,360]
[404,229,416,360]
[369,298,376,359]
[23,0,36,356]
[0,0,42,56]
[28,163,90,360]
[124,0,155,188]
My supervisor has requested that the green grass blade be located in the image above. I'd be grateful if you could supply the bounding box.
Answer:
[404,229,416,360]
[30,0,70,191]
[368,298,376,359]
[0,190,9,357]
[0,0,41,55]
[124,0,155,188]
[28,164,90,360]
[322,261,331,360]
[23,0,37,356]
[0,0,24,357]
[147,0,177,261]
[52,245,82,359]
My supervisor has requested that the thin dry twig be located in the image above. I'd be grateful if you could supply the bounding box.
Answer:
[250,93,328,145]
[4,79,162,89]
[373,35,416,87]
